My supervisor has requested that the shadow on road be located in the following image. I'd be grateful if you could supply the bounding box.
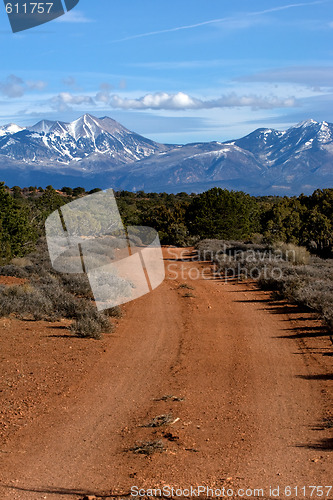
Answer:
[296,373,333,381]
[277,325,330,340]
[163,249,197,263]
[1,484,131,498]
[297,438,333,451]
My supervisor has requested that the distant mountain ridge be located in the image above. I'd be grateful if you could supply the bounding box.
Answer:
[0,114,169,166]
[0,114,332,195]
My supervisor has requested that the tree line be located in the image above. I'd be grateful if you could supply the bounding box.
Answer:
[0,182,332,264]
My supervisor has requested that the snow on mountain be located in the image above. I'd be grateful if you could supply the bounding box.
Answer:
[0,123,25,137]
[0,115,332,195]
[118,119,333,193]
[29,120,58,134]
[115,141,265,193]
[0,113,169,165]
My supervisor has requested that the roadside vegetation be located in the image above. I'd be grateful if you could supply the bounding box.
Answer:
[197,239,333,333]
[0,182,331,337]
[0,238,118,339]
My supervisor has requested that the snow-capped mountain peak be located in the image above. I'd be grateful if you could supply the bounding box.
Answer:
[0,123,25,137]
[0,115,332,196]
[68,114,103,140]
[29,120,57,134]
[0,114,169,166]
[294,118,319,128]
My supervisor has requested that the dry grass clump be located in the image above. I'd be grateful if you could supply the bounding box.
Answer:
[274,242,310,265]
[0,283,53,320]
[128,440,165,455]
[197,239,268,263]
[0,265,29,278]
[104,306,122,318]
[144,414,174,427]
[154,395,185,402]
[60,273,93,297]
[70,313,113,340]
[10,256,33,267]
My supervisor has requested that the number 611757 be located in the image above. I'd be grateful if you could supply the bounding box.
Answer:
[5,3,54,14]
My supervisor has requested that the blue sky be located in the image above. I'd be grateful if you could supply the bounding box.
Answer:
[0,0,333,143]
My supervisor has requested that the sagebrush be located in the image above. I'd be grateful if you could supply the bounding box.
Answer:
[0,239,114,338]
[197,239,333,332]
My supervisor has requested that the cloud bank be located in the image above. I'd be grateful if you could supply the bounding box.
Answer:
[50,92,95,111]
[107,92,296,111]
[0,74,298,114]
[50,90,296,112]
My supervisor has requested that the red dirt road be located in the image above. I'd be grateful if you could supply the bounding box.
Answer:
[0,248,332,499]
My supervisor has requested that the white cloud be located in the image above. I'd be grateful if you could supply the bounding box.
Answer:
[0,74,47,98]
[110,92,199,110]
[96,91,110,104]
[0,75,298,115]
[48,89,298,112]
[95,82,114,104]
[0,75,24,98]
[108,91,296,110]
[55,10,93,23]
[26,80,48,91]
[50,92,95,111]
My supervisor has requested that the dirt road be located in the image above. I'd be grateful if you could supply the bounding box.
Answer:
[0,248,332,499]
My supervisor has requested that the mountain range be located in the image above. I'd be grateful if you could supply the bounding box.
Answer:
[0,114,332,195]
